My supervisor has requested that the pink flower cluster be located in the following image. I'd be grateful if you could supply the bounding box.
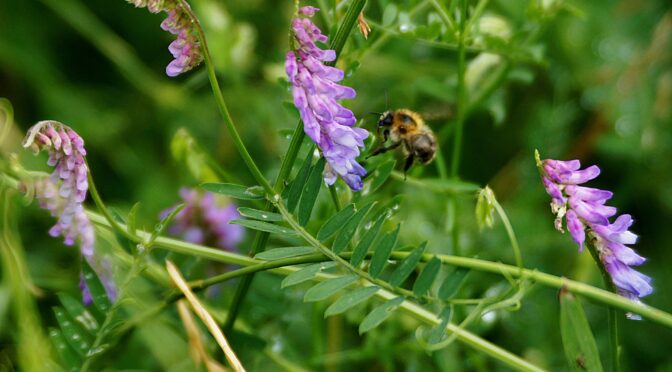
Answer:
[126,0,203,77]
[538,155,652,305]
[161,188,244,251]
[23,121,116,301]
[286,7,368,191]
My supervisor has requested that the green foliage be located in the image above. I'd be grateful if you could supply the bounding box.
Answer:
[560,290,604,372]
[255,246,316,260]
[201,183,265,200]
[369,224,401,278]
[359,296,404,334]
[230,219,296,236]
[298,157,326,226]
[325,286,380,317]
[3,0,672,370]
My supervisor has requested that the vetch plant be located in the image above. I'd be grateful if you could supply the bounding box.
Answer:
[286,6,369,191]
[536,151,653,305]
[126,0,203,76]
[21,121,117,301]
[1,1,671,371]
[161,187,244,250]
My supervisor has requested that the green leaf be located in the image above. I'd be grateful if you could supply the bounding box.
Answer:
[427,307,453,344]
[53,306,93,356]
[49,327,81,370]
[304,275,358,302]
[58,293,99,332]
[368,160,396,194]
[281,262,337,288]
[201,183,265,200]
[298,157,326,226]
[332,202,376,254]
[230,219,296,236]
[127,202,140,236]
[438,267,470,300]
[351,214,385,267]
[237,207,283,222]
[359,296,404,334]
[389,242,427,287]
[382,4,398,26]
[560,290,604,372]
[287,150,314,212]
[413,256,442,297]
[369,224,400,278]
[150,203,184,243]
[254,246,316,261]
[81,261,111,313]
[325,286,380,317]
[317,204,356,241]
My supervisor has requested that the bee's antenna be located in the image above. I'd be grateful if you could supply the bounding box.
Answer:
[369,112,383,116]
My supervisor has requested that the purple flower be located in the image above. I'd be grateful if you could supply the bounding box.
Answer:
[161,188,244,251]
[286,7,369,191]
[537,153,652,307]
[22,121,117,303]
[126,0,203,77]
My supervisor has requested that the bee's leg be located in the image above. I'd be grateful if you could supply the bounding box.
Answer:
[366,142,400,159]
[383,129,390,142]
[403,155,415,180]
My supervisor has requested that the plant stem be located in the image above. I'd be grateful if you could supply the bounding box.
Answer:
[587,243,620,372]
[450,0,468,178]
[328,185,342,211]
[178,0,275,196]
[32,203,671,329]
[491,197,523,270]
[222,0,367,332]
[275,201,417,299]
[86,163,140,243]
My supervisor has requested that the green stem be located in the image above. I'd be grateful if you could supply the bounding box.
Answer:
[275,201,417,299]
[429,0,456,34]
[491,196,523,270]
[587,243,620,372]
[223,0,367,332]
[0,199,640,329]
[86,162,140,243]
[450,0,468,178]
[178,0,275,195]
[328,185,342,211]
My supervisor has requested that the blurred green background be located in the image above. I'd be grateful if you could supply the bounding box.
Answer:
[1,0,671,370]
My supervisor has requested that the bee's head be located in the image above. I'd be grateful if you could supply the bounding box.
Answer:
[378,111,394,127]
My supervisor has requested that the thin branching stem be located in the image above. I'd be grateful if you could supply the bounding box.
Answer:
[223,0,366,332]
[177,0,275,195]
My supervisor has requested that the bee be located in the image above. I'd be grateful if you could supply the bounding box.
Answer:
[367,109,438,176]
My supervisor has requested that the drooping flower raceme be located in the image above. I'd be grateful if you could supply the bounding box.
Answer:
[161,188,244,251]
[126,0,203,77]
[22,121,117,302]
[286,6,369,191]
[537,154,652,305]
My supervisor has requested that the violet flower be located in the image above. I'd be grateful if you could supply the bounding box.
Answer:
[22,121,117,302]
[161,188,244,251]
[536,152,652,308]
[126,0,203,77]
[286,6,369,191]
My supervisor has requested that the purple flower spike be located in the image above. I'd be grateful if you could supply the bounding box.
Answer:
[23,121,117,303]
[161,188,244,251]
[286,7,369,191]
[126,0,203,77]
[536,151,652,307]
